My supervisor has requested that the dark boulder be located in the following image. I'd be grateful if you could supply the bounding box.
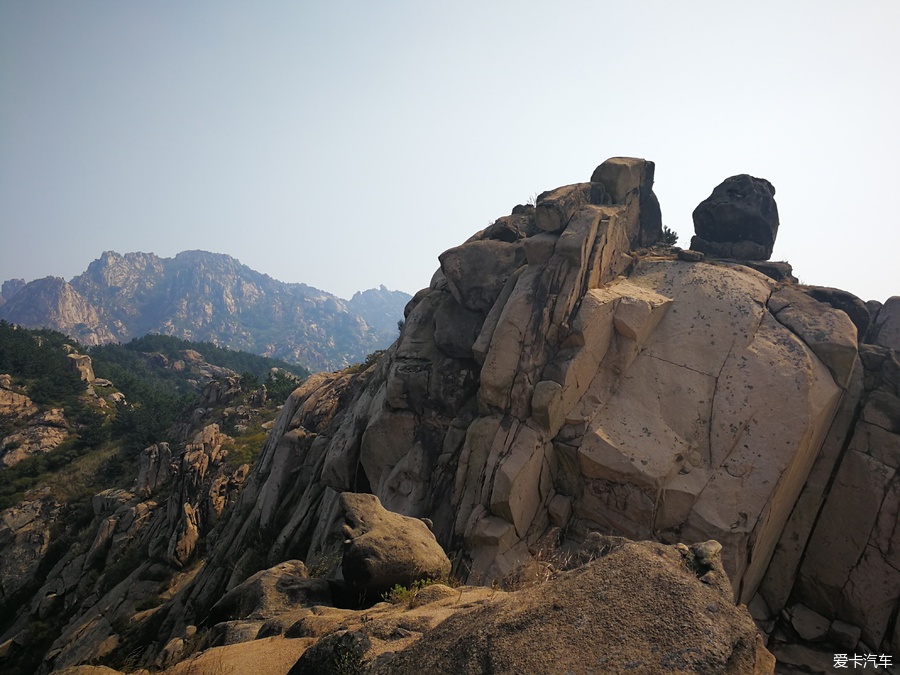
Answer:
[691,174,779,260]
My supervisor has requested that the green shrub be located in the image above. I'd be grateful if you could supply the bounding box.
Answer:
[345,350,385,375]
[661,225,679,245]
[380,577,452,609]
[225,428,268,469]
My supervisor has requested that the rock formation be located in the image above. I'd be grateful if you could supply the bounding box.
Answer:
[67,353,95,383]
[140,158,889,669]
[0,277,116,346]
[0,374,73,468]
[0,407,71,468]
[0,279,25,306]
[691,174,779,260]
[62,158,873,671]
[340,492,451,599]
[2,158,898,674]
[0,496,61,609]
[0,251,411,372]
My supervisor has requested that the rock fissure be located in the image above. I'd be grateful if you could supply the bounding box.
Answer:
[643,352,714,380]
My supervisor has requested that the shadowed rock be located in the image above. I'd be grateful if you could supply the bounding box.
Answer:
[691,174,779,259]
[340,493,451,599]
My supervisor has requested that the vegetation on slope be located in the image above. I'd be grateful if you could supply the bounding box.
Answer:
[0,320,86,407]
[0,323,309,674]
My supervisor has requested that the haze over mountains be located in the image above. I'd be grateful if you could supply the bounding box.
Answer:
[0,250,410,372]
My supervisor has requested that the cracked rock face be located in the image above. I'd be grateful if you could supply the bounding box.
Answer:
[164,160,856,621]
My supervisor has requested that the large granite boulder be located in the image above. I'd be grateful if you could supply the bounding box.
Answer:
[438,239,526,313]
[590,156,663,246]
[691,174,779,260]
[340,492,451,598]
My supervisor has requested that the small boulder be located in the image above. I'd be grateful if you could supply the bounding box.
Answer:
[788,603,830,642]
[691,174,779,260]
[208,560,332,624]
[340,493,451,598]
[677,249,705,262]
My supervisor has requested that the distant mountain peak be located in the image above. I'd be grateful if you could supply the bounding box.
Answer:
[0,251,410,371]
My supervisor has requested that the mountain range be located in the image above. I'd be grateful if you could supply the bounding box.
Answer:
[0,250,410,372]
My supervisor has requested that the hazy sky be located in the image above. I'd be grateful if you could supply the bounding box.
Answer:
[1,2,898,302]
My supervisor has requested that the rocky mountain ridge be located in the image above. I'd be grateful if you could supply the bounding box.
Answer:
[0,251,410,372]
[1,157,898,674]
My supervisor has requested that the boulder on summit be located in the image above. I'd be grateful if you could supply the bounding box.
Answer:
[691,174,779,259]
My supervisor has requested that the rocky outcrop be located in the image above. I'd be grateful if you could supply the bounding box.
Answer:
[207,560,329,626]
[67,353,95,383]
[136,442,174,497]
[72,533,771,675]
[340,493,450,598]
[7,158,898,674]
[0,417,253,672]
[1,279,26,305]
[0,250,411,371]
[160,425,247,568]
[1,406,71,468]
[360,536,773,674]
[872,296,900,350]
[0,495,61,606]
[145,158,892,669]
[0,277,116,346]
[691,174,780,260]
[0,378,37,416]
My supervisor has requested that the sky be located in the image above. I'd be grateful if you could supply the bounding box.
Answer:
[1,1,898,303]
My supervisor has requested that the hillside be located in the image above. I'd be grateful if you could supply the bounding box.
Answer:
[0,324,306,502]
[0,251,410,372]
[0,324,312,674]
